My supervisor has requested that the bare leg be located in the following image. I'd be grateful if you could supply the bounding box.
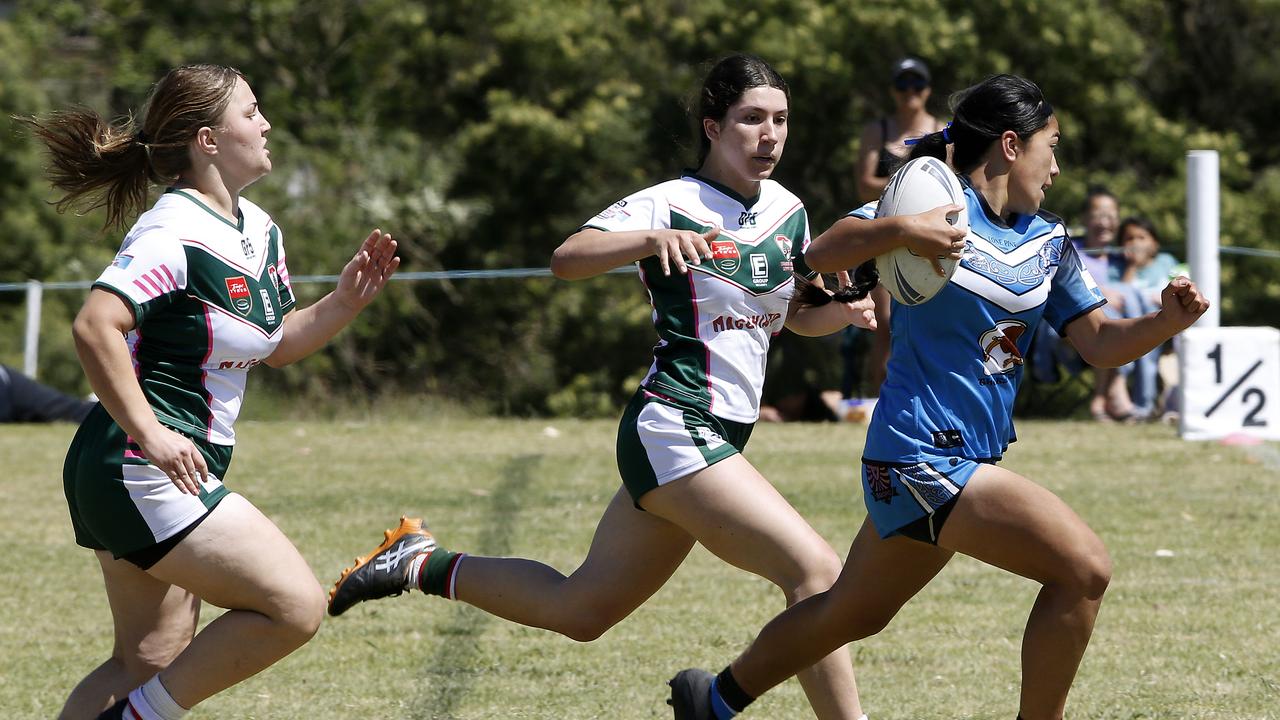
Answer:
[645,455,866,720]
[451,486,695,642]
[58,552,200,720]
[143,493,327,708]
[729,517,952,699]
[937,465,1111,720]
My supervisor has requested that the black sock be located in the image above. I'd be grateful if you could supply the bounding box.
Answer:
[715,666,755,713]
[95,698,128,720]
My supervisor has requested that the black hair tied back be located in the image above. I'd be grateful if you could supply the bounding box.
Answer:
[794,261,879,308]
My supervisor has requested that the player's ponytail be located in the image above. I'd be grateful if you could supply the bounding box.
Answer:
[793,262,879,308]
[906,129,949,163]
[20,110,154,231]
[913,74,1053,174]
[19,64,244,230]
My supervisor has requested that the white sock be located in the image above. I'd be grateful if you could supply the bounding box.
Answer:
[127,675,187,720]
[406,553,429,590]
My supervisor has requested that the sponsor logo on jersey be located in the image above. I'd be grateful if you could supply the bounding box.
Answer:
[750,253,769,286]
[218,358,263,370]
[259,288,277,324]
[711,240,741,273]
[711,312,782,333]
[224,276,253,316]
[738,210,758,227]
[111,253,134,269]
[694,426,726,449]
[267,264,280,291]
[979,320,1027,375]
[865,462,898,503]
[240,235,256,259]
[595,200,631,221]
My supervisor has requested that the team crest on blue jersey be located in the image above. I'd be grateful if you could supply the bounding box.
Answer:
[224,275,253,316]
[979,320,1027,375]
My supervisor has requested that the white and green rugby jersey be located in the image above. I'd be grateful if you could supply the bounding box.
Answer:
[584,173,815,423]
[94,189,296,445]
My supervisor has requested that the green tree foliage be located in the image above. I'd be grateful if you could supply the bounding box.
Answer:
[3,0,1277,412]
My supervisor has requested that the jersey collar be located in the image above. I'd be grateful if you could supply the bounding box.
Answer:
[166,187,245,233]
[682,170,761,210]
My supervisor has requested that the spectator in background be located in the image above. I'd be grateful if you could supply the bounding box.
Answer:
[0,364,95,423]
[1113,216,1180,418]
[853,57,948,397]
[1032,186,1142,421]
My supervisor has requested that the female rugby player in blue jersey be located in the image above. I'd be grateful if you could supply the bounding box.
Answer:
[330,54,876,720]
[669,74,1209,720]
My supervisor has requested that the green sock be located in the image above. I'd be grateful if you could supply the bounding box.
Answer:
[417,548,462,598]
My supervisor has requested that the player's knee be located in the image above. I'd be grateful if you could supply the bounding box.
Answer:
[274,580,327,644]
[781,548,843,603]
[1075,547,1112,600]
[1051,543,1111,601]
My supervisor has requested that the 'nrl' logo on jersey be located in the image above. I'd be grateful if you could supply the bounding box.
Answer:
[224,276,253,316]
[979,320,1027,375]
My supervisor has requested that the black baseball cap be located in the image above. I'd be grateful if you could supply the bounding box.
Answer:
[891,57,931,84]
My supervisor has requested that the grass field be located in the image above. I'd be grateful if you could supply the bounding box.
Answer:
[2,411,1278,719]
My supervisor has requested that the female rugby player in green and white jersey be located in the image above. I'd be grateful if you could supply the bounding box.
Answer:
[329,54,876,719]
[24,65,400,720]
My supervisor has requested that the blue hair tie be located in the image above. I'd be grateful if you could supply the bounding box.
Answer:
[903,122,953,147]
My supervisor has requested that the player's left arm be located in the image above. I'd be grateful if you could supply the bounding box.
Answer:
[266,229,400,367]
[785,270,877,336]
[1064,276,1210,368]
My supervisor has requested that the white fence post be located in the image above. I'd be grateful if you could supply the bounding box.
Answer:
[1186,150,1221,328]
[23,279,43,379]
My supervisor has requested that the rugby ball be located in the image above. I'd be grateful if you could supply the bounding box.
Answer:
[873,156,969,306]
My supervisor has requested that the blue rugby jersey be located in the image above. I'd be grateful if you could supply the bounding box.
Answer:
[850,176,1105,462]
